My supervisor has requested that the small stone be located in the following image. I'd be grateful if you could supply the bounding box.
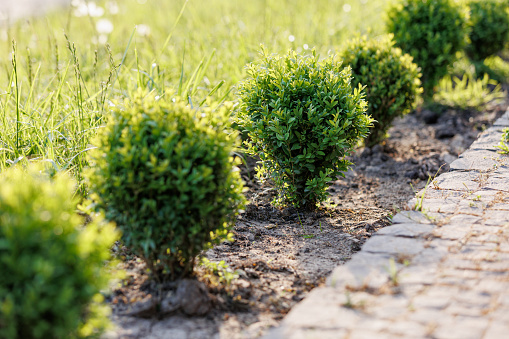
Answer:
[236,269,248,279]
[371,144,383,154]
[441,152,457,165]
[421,109,439,124]
[120,296,158,317]
[175,279,211,316]
[234,278,251,289]
[436,126,456,139]
[245,267,260,279]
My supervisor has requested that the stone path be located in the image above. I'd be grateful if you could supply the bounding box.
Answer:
[267,109,509,339]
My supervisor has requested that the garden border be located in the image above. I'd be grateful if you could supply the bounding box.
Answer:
[267,108,509,339]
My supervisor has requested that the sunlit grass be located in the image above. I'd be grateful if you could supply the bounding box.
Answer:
[434,72,506,111]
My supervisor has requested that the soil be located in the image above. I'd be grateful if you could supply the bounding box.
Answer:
[106,96,509,339]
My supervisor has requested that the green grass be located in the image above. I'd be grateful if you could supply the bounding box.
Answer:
[433,72,506,111]
[497,127,509,154]
[0,0,390,194]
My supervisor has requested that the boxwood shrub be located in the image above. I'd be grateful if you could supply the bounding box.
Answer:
[86,90,245,280]
[0,166,117,339]
[237,48,373,209]
[466,0,509,62]
[386,0,469,98]
[340,35,422,147]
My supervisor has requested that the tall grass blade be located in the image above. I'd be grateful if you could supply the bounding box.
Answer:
[156,0,189,62]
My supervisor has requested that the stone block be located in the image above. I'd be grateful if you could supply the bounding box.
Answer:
[411,248,446,265]
[433,316,488,339]
[490,203,509,211]
[265,327,349,339]
[492,113,509,127]
[485,174,509,193]
[384,321,429,338]
[456,199,485,216]
[420,189,464,200]
[391,211,432,224]
[433,223,472,240]
[327,252,392,290]
[412,293,451,310]
[375,223,435,237]
[419,198,458,214]
[448,214,482,225]
[430,171,481,191]
[469,128,506,151]
[362,236,425,256]
[367,295,410,319]
[279,287,363,331]
[484,210,509,226]
[483,322,509,339]
[348,330,398,339]
[450,149,505,171]
[398,265,438,285]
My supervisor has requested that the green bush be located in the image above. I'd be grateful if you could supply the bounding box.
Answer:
[0,166,117,339]
[340,35,422,147]
[236,48,373,209]
[466,0,509,62]
[86,90,245,280]
[386,0,469,98]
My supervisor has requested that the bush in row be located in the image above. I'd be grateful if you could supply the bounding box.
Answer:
[0,166,117,339]
[386,0,470,98]
[86,90,245,280]
[466,0,509,62]
[340,35,422,147]
[236,48,373,209]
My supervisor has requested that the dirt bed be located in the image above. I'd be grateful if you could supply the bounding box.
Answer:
[106,98,508,339]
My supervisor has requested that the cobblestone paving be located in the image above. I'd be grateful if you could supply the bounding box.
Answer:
[267,110,509,339]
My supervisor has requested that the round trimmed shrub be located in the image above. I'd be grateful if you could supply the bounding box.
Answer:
[340,35,422,147]
[386,0,469,98]
[0,166,117,339]
[86,90,245,280]
[236,48,373,209]
[466,0,509,61]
